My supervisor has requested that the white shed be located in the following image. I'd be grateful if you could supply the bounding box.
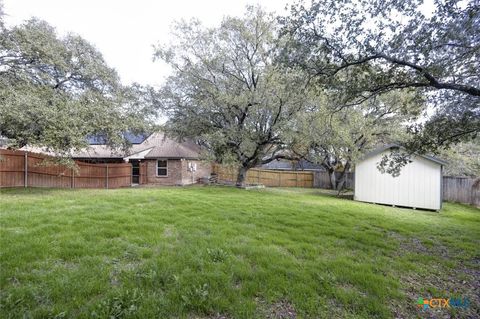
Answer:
[354,145,446,211]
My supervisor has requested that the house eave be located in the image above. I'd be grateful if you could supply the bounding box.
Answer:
[144,156,200,160]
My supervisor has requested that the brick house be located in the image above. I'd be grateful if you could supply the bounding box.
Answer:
[71,132,211,186]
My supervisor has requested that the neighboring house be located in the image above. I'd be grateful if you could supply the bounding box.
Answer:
[24,132,212,186]
[260,159,325,171]
[354,145,447,211]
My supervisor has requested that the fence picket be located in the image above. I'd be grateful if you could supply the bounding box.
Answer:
[24,152,28,188]
[212,164,314,188]
[0,149,131,189]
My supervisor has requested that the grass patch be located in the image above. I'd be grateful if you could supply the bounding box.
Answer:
[0,186,478,318]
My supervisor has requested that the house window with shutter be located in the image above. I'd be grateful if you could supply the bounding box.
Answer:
[157,160,168,177]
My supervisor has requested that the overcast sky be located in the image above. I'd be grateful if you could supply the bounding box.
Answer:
[3,0,290,87]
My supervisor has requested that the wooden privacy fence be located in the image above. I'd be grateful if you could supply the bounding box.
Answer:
[313,171,354,189]
[212,164,314,187]
[0,149,131,189]
[443,176,480,207]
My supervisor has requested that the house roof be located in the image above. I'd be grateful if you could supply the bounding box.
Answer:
[86,132,149,145]
[72,132,202,160]
[69,146,126,158]
[361,144,447,166]
[140,133,202,159]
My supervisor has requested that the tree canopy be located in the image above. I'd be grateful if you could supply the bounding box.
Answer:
[156,7,308,185]
[438,138,480,176]
[281,0,479,155]
[2,0,477,181]
[0,14,158,157]
[293,89,420,190]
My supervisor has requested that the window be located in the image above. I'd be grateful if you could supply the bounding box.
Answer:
[157,160,168,176]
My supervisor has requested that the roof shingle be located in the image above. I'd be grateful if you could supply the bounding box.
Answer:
[72,132,202,159]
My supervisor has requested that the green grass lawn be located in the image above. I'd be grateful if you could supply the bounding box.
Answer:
[0,186,478,318]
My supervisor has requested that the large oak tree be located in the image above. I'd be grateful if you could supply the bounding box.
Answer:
[156,7,307,186]
[281,0,479,155]
[0,11,158,157]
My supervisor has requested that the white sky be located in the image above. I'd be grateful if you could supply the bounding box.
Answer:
[3,0,290,87]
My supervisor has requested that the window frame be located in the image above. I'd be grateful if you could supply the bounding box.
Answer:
[156,159,168,177]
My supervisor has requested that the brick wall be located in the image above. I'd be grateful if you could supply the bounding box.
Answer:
[181,160,212,185]
[143,159,211,186]
[144,159,183,185]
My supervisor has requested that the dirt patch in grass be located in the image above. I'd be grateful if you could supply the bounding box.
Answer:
[388,231,480,318]
[163,225,177,238]
[188,314,230,319]
[388,231,430,255]
[397,265,480,319]
[256,298,297,319]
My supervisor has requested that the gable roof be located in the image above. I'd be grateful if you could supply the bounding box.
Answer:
[72,132,202,159]
[141,133,202,159]
[70,146,125,158]
[361,144,447,166]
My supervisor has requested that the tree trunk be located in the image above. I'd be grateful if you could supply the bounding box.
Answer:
[236,166,248,187]
[336,161,351,195]
[328,168,336,190]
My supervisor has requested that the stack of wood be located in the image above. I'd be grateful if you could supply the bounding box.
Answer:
[198,173,218,185]
[209,173,218,184]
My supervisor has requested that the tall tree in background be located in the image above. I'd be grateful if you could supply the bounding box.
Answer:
[294,90,420,191]
[438,138,480,176]
[156,7,307,186]
[281,0,479,156]
[0,14,158,157]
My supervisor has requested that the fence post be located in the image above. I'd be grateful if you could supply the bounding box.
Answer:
[71,167,74,188]
[257,169,260,185]
[24,152,28,188]
[105,164,109,189]
[296,172,299,187]
[278,172,281,187]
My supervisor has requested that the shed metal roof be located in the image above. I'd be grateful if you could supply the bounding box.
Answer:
[361,144,447,166]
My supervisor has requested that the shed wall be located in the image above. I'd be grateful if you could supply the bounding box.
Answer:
[354,151,442,210]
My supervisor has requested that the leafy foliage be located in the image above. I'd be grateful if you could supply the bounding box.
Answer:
[0,15,158,157]
[438,139,480,176]
[281,0,480,154]
[293,89,420,189]
[156,6,308,185]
